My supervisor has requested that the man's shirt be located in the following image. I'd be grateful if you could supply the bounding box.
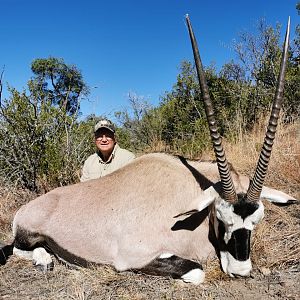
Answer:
[80,144,135,182]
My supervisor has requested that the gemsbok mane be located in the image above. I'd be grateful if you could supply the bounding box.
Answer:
[0,15,297,285]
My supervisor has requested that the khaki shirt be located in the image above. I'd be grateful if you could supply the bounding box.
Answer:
[80,144,135,182]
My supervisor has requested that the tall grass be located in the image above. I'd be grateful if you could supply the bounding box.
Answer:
[223,114,300,197]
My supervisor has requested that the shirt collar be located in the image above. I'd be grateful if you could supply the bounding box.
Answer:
[97,143,119,164]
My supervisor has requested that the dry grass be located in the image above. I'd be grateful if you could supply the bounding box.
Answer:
[224,117,300,197]
[252,201,300,269]
[0,182,36,242]
[0,118,299,299]
[225,117,300,274]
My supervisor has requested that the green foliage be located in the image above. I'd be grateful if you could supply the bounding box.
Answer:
[158,62,210,156]
[287,3,300,116]
[30,57,89,115]
[115,93,165,152]
[233,19,300,118]
[0,58,91,192]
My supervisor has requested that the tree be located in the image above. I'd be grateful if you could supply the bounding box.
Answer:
[286,2,300,116]
[233,18,299,119]
[115,92,165,152]
[30,57,89,115]
[0,67,4,106]
[155,61,212,156]
[0,58,91,192]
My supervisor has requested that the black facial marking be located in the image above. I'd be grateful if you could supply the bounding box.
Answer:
[233,195,259,220]
[215,196,260,262]
[217,223,251,261]
[227,228,251,261]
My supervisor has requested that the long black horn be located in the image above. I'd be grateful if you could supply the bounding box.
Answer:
[246,17,290,202]
[185,14,238,203]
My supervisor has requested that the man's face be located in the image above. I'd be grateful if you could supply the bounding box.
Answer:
[95,128,116,155]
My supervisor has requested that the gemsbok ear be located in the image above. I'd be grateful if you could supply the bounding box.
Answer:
[196,186,220,212]
[260,186,298,205]
[173,186,220,219]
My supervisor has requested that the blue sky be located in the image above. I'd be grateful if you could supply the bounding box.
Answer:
[1,0,299,120]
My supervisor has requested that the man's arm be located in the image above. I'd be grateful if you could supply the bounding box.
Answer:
[80,160,90,182]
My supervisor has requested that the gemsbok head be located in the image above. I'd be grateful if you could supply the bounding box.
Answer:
[0,15,297,285]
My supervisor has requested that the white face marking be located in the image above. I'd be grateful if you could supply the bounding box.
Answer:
[243,202,264,230]
[215,199,234,243]
[215,199,264,243]
[214,199,265,277]
[181,268,205,285]
[220,251,252,277]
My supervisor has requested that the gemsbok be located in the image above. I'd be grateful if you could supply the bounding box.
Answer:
[0,15,297,284]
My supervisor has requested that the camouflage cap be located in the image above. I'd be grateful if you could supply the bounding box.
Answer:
[94,119,115,133]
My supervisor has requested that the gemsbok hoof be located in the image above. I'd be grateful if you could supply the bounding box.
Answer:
[32,248,54,272]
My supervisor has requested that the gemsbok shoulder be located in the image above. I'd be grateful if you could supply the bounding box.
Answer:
[0,15,297,285]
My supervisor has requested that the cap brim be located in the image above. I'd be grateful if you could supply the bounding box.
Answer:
[94,126,115,133]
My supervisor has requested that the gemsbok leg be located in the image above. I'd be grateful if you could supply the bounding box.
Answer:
[10,227,53,271]
[137,254,205,284]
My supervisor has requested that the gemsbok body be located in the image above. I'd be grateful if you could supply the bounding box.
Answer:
[0,16,297,284]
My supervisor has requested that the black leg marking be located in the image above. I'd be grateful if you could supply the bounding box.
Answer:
[137,255,202,279]
[44,235,90,268]
[0,241,14,265]
[14,227,45,251]
[14,226,90,268]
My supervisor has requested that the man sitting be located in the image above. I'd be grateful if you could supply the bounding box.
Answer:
[80,119,135,182]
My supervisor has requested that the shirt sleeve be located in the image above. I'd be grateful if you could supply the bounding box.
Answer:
[80,160,91,182]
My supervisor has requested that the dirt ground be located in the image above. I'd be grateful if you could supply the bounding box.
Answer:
[0,202,299,300]
[0,253,299,299]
